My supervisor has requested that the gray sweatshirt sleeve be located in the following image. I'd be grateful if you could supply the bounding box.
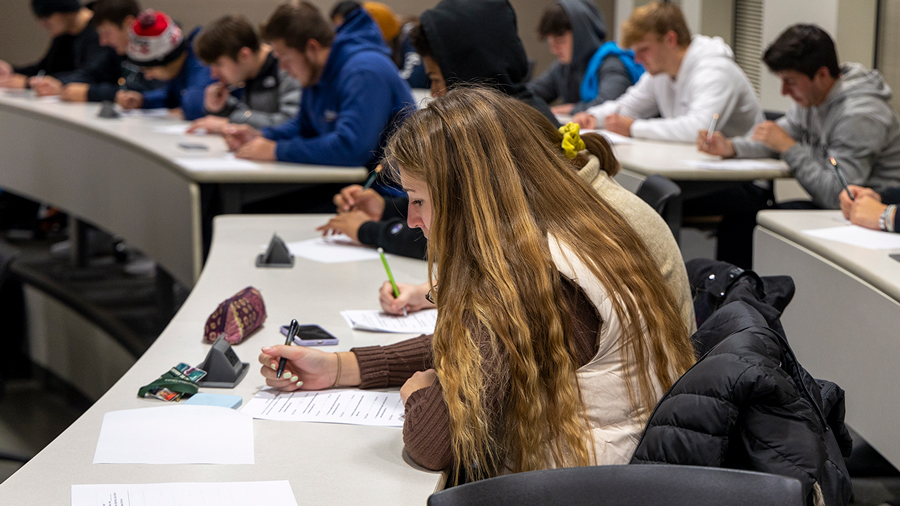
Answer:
[229,71,301,129]
[527,61,563,104]
[783,113,889,209]
[731,110,802,159]
[571,56,632,114]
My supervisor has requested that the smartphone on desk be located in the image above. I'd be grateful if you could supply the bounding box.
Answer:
[280,324,339,346]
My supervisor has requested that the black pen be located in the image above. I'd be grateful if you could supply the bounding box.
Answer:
[830,157,854,201]
[276,319,300,379]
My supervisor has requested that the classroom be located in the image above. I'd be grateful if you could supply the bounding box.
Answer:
[0,0,898,504]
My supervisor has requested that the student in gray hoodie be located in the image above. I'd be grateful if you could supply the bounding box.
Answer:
[698,24,900,266]
[188,15,301,133]
[528,0,633,115]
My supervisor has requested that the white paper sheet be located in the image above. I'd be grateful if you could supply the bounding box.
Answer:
[681,159,786,171]
[802,225,900,250]
[341,309,437,334]
[72,481,298,506]
[93,405,254,464]
[174,157,261,171]
[35,95,61,103]
[242,388,404,427]
[152,124,190,135]
[285,235,381,263]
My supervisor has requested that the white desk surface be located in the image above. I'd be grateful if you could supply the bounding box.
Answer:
[0,92,368,184]
[756,210,900,302]
[612,138,791,182]
[0,215,443,505]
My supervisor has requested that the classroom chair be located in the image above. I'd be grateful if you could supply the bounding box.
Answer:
[636,174,682,243]
[427,465,804,506]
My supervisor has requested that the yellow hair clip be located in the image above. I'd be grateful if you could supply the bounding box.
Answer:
[559,122,585,159]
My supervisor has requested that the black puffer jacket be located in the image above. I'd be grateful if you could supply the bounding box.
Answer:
[631,302,852,506]
[686,258,795,353]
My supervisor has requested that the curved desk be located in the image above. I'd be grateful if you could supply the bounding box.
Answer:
[610,138,790,195]
[0,215,442,504]
[754,210,900,468]
[0,93,368,286]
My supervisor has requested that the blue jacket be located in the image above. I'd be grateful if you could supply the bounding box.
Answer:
[261,9,415,167]
[140,28,215,121]
[580,41,643,103]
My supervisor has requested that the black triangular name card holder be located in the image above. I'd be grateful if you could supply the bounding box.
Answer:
[256,233,294,268]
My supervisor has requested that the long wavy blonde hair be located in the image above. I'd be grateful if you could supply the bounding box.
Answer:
[384,87,694,481]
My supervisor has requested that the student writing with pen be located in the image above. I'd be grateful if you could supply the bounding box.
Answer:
[697,24,900,267]
[571,2,761,142]
[258,87,694,479]
[0,0,119,93]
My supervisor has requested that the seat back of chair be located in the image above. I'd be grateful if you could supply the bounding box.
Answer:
[427,465,805,506]
[636,174,682,244]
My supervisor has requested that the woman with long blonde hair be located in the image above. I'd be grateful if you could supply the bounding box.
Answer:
[259,87,695,481]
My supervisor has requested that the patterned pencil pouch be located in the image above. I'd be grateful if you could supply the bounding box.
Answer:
[203,286,267,344]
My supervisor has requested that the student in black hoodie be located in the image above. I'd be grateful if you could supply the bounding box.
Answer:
[55,0,161,102]
[317,0,558,259]
[0,0,119,94]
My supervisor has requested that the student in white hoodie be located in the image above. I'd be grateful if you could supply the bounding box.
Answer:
[572,2,762,142]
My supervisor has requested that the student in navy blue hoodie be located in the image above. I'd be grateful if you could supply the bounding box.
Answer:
[223,2,414,167]
[115,10,214,120]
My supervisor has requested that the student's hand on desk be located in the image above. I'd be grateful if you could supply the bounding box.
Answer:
[572,112,597,129]
[334,184,385,219]
[0,74,27,89]
[316,210,370,242]
[204,82,230,113]
[696,130,736,157]
[223,123,260,150]
[188,115,229,134]
[604,113,633,137]
[259,347,359,391]
[30,75,62,96]
[116,90,143,109]
[400,369,437,404]
[848,195,888,230]
[551,103,575,115]
[234,136,276,161]
[839,185,880,219]
[751,121,796,153]
[60,82,89,102]
[379,281,435,315]
[0,60,12,79]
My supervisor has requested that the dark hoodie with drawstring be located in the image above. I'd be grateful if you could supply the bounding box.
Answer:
[261,8,414,167]
[356,0,559,259]
[527,0,631,113]
[419,0,558,127]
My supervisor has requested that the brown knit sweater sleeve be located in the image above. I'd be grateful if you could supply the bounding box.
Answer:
[351,334,434,389]
[350,279,601,472]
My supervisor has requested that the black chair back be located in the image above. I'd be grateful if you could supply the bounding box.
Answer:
[427,465,805,506]
[636,174,682,243]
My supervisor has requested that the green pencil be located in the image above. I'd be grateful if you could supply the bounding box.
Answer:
[377,247,406,316]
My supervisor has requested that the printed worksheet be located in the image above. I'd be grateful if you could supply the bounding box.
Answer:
[341,309,437,334]
[242,388,404,427]
[72,481,297,506]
